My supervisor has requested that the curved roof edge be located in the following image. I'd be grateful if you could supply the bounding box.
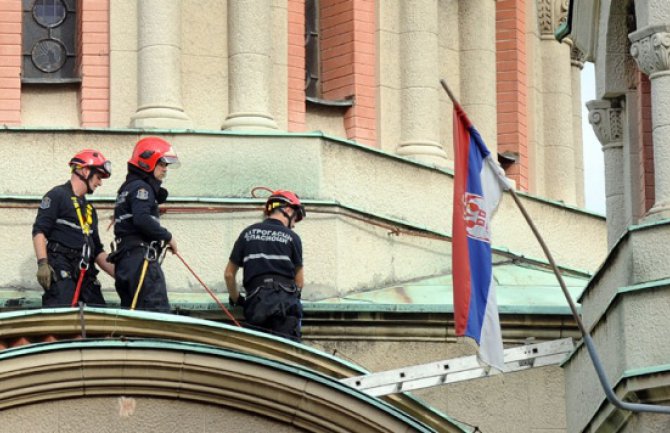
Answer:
[0,308,468,432]
[0,338,455,432]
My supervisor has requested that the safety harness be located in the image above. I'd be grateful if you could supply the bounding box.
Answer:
[69,197,93,306]
[130,240,161,310]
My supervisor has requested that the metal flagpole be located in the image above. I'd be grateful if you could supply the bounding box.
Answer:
[440,78,670,415]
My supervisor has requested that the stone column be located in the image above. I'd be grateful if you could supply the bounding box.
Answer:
[458,0,497,152]
[538,0,576,204]
[570,45,586,208]
[131,0,192,129]
[222,0,278,130]
[395,0,447,165]
[587,99,625,248]
[630,27,670,219]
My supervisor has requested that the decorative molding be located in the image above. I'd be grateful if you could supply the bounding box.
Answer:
[538,0,554,35]
[0,342,454,433]
[630,31,670,76]
[586,100,624,146]
[538,0,568,36]
[559,0,569,28]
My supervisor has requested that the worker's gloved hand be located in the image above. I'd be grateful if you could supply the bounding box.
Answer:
[229,293,246,307]
[36,259,53,290]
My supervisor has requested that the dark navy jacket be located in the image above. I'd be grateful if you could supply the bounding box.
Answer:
[32,181,104,259]
[114,170,171,243]
[229,218,303,288]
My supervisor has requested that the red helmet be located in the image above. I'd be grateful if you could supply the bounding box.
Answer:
[265,190,306,222]
[69,149,112,179]
[129,137,180,172]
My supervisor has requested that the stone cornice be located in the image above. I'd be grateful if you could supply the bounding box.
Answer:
[572,363,670,433]
[586,99,624,146]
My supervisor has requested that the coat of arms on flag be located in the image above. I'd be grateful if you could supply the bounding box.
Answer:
[451,100,509,371]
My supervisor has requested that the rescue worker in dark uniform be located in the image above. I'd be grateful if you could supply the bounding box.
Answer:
[111,137,179,313]
[224,190,306,341]
[32,149,114,307]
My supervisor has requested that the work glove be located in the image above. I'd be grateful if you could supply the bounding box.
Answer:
[229,293,246,307]
[36,259,53,290]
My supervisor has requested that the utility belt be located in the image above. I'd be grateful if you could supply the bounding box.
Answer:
[47,242,82,258]
[246,274,299,299]
[108,235,164,263]
[113,235,148,250]
[47,242,93,271]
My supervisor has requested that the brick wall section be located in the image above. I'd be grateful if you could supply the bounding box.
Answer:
[79,0,110,127]
[495,0,528,190]
[0,0,22,125]
[320,0,376,146]
[639,72,654,213]
[320,0,354,100]
[287,0,306,131]
[345,0,375,146]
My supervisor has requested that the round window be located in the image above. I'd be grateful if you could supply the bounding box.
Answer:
[32,0,67,28]
[31,39,67,73]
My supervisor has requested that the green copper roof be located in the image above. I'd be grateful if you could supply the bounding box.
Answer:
[0,262,586,315]
[312,260,587,315]
[0,257,587,315]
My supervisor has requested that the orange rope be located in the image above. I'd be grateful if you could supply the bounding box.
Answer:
[174,251,242,327]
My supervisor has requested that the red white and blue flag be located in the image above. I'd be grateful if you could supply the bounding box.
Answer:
[452,102,507,370]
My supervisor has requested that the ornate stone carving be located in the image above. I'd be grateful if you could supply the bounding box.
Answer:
[586,100,623,146]
[559,0,569,27]
[537,0,568,36]
[570,45,586,69]
[630,31,670,76]
[537,0,554,35]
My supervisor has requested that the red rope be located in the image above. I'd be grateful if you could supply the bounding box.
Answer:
[71,268,87,307]
[174,251,241,327]
[250,186,273,198]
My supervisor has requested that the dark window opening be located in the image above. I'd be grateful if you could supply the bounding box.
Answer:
[22,0,79,83]
[304,0,353,108]
[305,0,320,98]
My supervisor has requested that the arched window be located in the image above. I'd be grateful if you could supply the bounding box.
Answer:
[22,0,78,83]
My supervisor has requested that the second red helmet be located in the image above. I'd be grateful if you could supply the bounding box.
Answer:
[69,149,112,179]
[265,190,306,222]
[129,137,180,172]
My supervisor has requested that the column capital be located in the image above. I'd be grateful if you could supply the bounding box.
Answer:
[586,99,623,147]
[570,45,586,69]
[630,27,670,76]
[537,0,569,37]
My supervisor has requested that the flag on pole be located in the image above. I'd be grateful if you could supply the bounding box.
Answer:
[451,102,507,371]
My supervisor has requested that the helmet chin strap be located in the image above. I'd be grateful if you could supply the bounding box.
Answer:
[279,207,295,227]
[73,169,94,194]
